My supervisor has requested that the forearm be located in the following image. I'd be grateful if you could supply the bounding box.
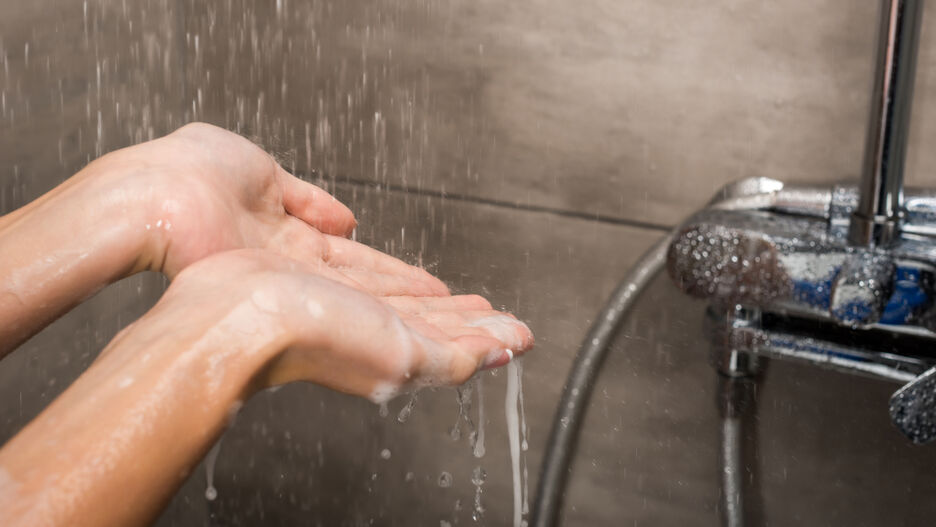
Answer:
[0,297,284,527]
[0,160,152,355]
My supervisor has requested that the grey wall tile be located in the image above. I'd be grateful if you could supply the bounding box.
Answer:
[184,0,936,228]
[0,0,185,211]
[7,1,936,526]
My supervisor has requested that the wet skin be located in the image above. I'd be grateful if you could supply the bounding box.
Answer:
[0,124,534,526]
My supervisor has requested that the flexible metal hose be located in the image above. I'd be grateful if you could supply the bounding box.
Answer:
[530,232,674,526]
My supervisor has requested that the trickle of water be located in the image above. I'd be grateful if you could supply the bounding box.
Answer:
[519,363,529,452]
[505,360,528,527]
[379,401,389,418]
[397,392,418,423]
[204,440,222,501]
[517,360,530,516]
[472,377,486,458]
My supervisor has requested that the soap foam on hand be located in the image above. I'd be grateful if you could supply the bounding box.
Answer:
[468,315,530,349]
[468,315,530,369]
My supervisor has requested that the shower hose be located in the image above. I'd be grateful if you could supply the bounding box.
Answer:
[529,232,674,527]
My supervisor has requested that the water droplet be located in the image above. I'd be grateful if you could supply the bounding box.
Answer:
[438,471,453,488]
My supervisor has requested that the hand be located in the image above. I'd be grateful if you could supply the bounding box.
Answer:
[156,249,534,399]
[94,122,358,277]
[0,122,428,353]
[0,249,533,526]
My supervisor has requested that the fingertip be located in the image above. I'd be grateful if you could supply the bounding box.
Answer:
[434,279,451,297]
[481,348,513,370]
[314,194,357,237]
[416,268,450,296]
[465,294,493,311]
[278,168,357,236]
[332,199,358,238]
[517,320,535,350]
[450,334,501,379]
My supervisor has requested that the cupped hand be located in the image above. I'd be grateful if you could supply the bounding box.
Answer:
[158,249,534,401]
[93,122,358,277]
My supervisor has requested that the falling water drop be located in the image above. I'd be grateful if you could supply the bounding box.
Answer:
[438,471,453,488]
[204,440,222,501]
[397,392,418,423]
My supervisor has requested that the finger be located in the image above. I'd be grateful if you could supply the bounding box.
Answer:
[397,315,451,342]
[426,321,493,340]
[269,216,330,262]
[409,310,474,330]
[384,295,493,315]
[458,311,534,355]
[325,235,450,296]
[296,260,369,292]
[276,165,356,237]
[335,268,449,297]
[444,335,507,383]
[408,314,532,385]
[271,220,443,297]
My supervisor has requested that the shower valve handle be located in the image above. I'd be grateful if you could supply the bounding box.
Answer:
[890,365,936,444]
[829,252,896,325]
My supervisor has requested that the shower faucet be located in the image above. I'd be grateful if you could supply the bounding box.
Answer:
[668,0,936,443]
[532,2,935,525]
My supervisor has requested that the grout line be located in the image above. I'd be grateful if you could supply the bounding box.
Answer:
[326,176,674,233]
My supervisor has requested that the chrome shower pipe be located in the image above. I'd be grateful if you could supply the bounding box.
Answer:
[849,0,924,247]
[531,178,785,527]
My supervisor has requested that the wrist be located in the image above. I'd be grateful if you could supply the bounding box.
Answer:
[0,157,154,353]
[78,149,174,276]
[128,282,294,400]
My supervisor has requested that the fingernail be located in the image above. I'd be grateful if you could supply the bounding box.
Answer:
[481,348,513,370]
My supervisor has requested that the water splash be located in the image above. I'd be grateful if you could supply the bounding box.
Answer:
[471,466,486,522]
[451,378,475,441]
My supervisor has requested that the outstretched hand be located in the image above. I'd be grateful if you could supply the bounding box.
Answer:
[0,123,536,527]
[153,249,532,399]
[0,123,441,353]
[0,249,533,527]
[100,122,358,277]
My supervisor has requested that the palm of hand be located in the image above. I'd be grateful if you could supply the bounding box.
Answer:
[124,123,356,277]
[168,250,534,400]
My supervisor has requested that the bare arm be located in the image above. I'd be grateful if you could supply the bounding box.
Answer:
[0,250,534,526]
[0,122,358,356]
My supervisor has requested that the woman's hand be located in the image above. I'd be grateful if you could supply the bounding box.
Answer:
[156,249,532,399]
[106,123,358,276]
[0,249,533,527]
[0,123,382,354]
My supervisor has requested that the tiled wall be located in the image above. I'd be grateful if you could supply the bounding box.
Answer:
[6,1,936,525]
